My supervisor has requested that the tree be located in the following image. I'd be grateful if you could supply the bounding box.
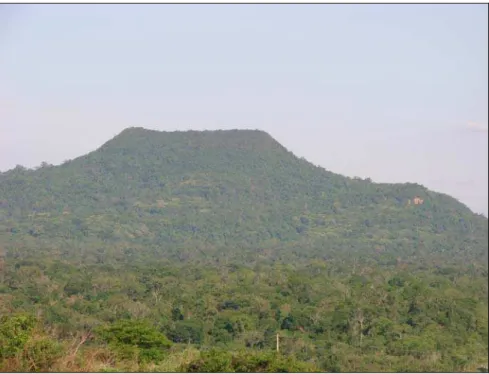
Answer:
[95,320,171,363]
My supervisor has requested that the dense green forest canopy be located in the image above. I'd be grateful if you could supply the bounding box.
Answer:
[0,127,487,266]
[0,127,487,372]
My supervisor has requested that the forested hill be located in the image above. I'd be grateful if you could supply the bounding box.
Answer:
[1,127,488,372]
[0,127,487,266]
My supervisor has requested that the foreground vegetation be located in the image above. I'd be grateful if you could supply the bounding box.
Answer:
[0,128,487,371]
[0,258,487,372]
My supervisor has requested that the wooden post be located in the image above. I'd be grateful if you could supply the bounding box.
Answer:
[276,333,279,353]
[0,254,4,284]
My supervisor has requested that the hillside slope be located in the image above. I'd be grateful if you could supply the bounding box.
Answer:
[0,127,487,266]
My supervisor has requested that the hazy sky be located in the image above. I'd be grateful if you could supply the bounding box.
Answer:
[1,5,488,215]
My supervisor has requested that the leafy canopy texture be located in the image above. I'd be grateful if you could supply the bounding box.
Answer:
[0,128,487,372]
[0,127,486,267]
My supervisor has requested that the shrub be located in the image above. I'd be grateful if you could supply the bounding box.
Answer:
[96,320,171,364]
[0,314,37,359]
[181,349,318,372]
[20,337,64,372]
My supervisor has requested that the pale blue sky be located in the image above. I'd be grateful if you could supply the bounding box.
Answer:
[1,5,488,215]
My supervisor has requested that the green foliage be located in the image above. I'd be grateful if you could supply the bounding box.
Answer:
[96,320,171,363]
[180,349,318,372]
[0,256,487,372]
[0,128,486,268]
[0,128,487,372]
[168,320,204,345]
[0,314,37,359]
[20,337,64,372]
[182,349,233,372]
